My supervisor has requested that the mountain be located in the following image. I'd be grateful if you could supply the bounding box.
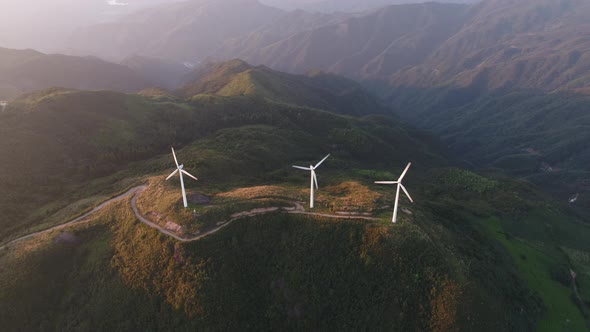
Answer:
[178,59,389,115]
[0,87,562,331]
[3,85,590,330]
[262,0,479,13]
[219,2,471,80]
[0,65,430,244]
[67,0,285,62]
[0,0,179,53]
[388,88,590,218]
[62,0,590,93]
[391,0,590,92]
[216,9,351,60]
[379,0,590,217]
[0,48,151,99]
[222,0,590,93]
[121,55,194,90]
[211,0,590,206]
[1,80,589,331]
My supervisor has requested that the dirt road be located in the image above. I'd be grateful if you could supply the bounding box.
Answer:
[2,185,382,248]
[0,186,144,250]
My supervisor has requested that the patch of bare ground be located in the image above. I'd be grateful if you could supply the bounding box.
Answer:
[216,185,301,200]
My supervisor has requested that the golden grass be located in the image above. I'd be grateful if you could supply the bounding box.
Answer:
[135,176,193,227]
[216,185,302,201]
[318,181,383,212]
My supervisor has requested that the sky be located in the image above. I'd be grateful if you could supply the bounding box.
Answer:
[0,0,176,52]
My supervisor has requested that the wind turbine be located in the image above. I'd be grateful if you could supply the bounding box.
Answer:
[293,154,330,209]
[166,147,198,208]
[375,162,414,223]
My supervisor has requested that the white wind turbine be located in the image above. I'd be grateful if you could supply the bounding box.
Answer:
[375,162,414,223]
[293,154,330,209]
[166,147,198,208]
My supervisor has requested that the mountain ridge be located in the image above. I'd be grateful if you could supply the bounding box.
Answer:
[178,59,388,115]
[0,48,152,99]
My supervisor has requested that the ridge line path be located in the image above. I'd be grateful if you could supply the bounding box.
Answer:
[2,185,382,248]
[0,186,143,250]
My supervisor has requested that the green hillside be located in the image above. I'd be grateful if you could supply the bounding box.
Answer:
[1,62,589,330]
[179,59,388,116]
[0,85,436,244]
[2,165,568,331]
[389,88,590,219]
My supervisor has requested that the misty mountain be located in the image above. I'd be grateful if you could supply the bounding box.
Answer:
[0,0,179,53]
[391,0,590,92]
[262,0,478,13]
[223,2,470,80]
[226,0,590,93]
[0,48,151,99]
[67,0,284,62]
[216,9,351,60]
[121,55,194,90]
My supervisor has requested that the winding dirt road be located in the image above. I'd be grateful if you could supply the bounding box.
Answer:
[1,185,382,249]
[0,186,143,250]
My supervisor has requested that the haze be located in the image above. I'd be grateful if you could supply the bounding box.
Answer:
[0,0,176,52]
[1,0,477,52]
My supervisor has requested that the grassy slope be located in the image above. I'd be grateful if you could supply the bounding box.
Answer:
[424,168,590,331]
[0,88,438,244]
[0,168,550,331]
[1,71,588,330]
[1,115,587,329]
[179,59,387,116]
[479,217,587,332]
[389,88,590,221]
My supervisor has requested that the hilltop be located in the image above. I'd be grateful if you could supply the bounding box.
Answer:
[179,59,389,115]
[0,88,552,330]
[0,78,589,330]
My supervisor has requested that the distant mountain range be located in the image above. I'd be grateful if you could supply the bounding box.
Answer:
[227,0,590,92]
[0,48,150,99]
[261,0,479,12]
[0,0,179,53]
[67,0,284,62]
[65,0,590,93]
[222,2,470,82]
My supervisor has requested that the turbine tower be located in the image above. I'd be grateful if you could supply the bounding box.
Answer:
[293,154,330,208]
[375,162,414,223]
[166,147,198,208]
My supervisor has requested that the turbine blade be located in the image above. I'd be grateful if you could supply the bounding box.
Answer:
[374,181,398,185]
[165,169,179,181]
[400,184,414,203]
[293,165,312,171]
[313,171,318,189]
[181,170,198,181]
[314,154,331,169]
[171,147,179,167]
[398,162,412,181]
